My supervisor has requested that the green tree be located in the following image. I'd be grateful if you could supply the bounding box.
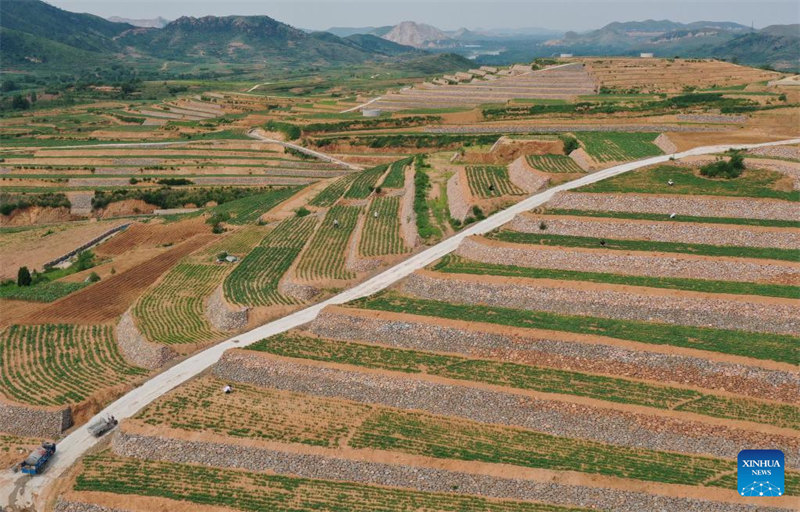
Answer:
[11,95,30,110]
[17,267,32,287]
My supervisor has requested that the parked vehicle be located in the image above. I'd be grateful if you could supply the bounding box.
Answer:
[20,442,56,475]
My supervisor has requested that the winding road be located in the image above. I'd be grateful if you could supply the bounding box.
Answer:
[2,137,798,510]
[248,129,362,170]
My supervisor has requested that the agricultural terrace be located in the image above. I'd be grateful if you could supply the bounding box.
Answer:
[0,324,146,406]
[526,155,584,173]
[224,216,318,306]
[344,164,388,199]
[211,186,301,225]
[295,205,361,281]
[359,196,409,257]
[465,166,525,198]
[75,452,589,512]
[379,157,413,189]
[575,132,663,162]
[133,263,227,345]
[309,173,360,207]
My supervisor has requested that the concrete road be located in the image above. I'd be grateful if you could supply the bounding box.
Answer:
[2,137,798,510]
[248,129,362,170]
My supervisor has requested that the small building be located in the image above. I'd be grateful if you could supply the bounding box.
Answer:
[640,52,654,58]
[225,255,239,263]
[362,108,382,117]
[560,53,573,58]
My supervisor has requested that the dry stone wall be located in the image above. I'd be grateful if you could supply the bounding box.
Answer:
[206,285,248,331]
[400,272,799,335]
[110,430,781,512]
[399,167,418,247]
[546,191,800,221]
[0,401,71,437]
[116,309,175,370]
[446,170,471,221]
[212,352,798,463]
[456,236,799,284]
[308,308,799,403]
[511,214,800,249]
[654,133,678,154]
[54,501,128,512]
[508,156,549,193]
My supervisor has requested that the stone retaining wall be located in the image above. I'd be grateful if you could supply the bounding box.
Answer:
[446,170,471,221]
[110,430,781,512]
[568,148,592,170]
[399,167,418,247]
[205,285,248,332]
[654,133,677,154]
[55,500,128,512]
[0,401,71,437]
[308,308,799,403]
[115,309,175,370]
[456,237,798,285]
[546,191,800,221]
[400,271,799,335]
[511,214,800,249]
[507,156,549,192]
[212,352,799,464]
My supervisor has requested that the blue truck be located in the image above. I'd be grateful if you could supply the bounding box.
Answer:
[20,442,56,475]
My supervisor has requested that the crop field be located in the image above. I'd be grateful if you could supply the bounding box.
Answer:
[133,263,227,345]
[211,186,300,225]
[0,324,146,406]
[543,208,800,228]
[579,164,799,200]
[309,173,360,207]
[295,205,361,281]
[224,216,318,306]
[250,333,799,428]
[575,132,662,162]
[359,196,409,257]
[379,157,413,188]
[352,293,799,365]
[526,154,584,173]
[344,164,388,199]
[75,452,588,512]
[0,280,87,302]
[465,166,525,197]
[434,254,799,299]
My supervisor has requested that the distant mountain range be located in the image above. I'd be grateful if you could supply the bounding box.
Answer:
[1,1,797,77]
[0,0,470,75]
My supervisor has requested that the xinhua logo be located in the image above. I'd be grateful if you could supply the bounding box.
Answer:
[738,449,784,497]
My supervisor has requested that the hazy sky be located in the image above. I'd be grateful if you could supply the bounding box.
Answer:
[46,0,800,31]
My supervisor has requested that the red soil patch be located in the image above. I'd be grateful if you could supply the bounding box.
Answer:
[95,217,208,256]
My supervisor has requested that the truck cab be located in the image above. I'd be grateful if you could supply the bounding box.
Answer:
[20,442,56,475]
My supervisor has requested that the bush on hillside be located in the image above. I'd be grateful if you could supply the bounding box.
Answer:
[700,152,745,179]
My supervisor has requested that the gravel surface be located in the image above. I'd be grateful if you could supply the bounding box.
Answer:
[456,236,799,285]
[400,271,799,335]
[547,191,800,221]
[111,430,788,512]
[511,214,800,249]
[309,308,800,403]
[749,146,800,160]
[212,352,799,463]
[508,157,550,192]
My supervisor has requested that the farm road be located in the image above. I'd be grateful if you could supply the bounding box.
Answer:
[247,128,362,170]
[2,137,799,511]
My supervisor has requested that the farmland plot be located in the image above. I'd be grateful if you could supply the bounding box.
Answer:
[224,216,318,306]
[344,164,388,199]
[76,452,588,512]
[379,157,413,189]
[309,173,359,207]
[359,196,409,257]
[133,263,227,345]
[526,155,584,173]
[0,324,146,406]
[465,166,525,198]
[576,132,662,162]
[212,186,299,225]
[295,205,361,281]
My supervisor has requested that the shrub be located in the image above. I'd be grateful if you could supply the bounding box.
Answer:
[17,267,32,287]
[539,221,547,230]
[471,205,486,220]
[559,134,580,154]
[700,154,745,179]
[295,206,311,217]
[87,272,101,283]
[211,223,225,234]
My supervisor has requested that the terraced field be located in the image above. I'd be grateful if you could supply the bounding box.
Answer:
[133,263,227,345]
[526,154,584,173]
[309,173,360,207]
[576,132,663,162]
[344,164,388,199]
[0,324,146,406]
[295,205,361,281]
[359,196,409,257]
[224,216,318,306]
[379,157,413,189]
[465,166,525,197]
[211,186,300,225]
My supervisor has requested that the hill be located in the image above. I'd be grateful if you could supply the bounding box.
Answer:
[709,26,800,70]
[381,21,454,48]
[107,16,170,29]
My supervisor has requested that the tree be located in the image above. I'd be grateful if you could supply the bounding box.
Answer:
[11,95,30,110]
[17,267,32,287]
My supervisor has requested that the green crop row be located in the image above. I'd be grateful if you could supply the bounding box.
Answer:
[0,280,87,302]
[309,173,360,207]
[211,186,299,225]
[379,157,413,189]
[489,231,800,262]
[544,208,800,228]
[576,132,662,162]
[351,293,800,365]
[359,196,409,257]
[465,166,525,198]
[433,254,800,299]
[526,155,584,173]
[295,204,361,281]
[344,164,388,199]
[76,452,589,512]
